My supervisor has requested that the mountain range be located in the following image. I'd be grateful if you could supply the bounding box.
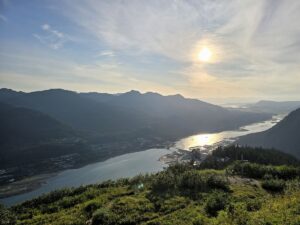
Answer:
[243,100,300,114]
[0,88,272,138]
[0,88,273,183]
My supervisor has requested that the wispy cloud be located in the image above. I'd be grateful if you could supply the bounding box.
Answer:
[61,0,300,101]
[97,50,115,57]
[63,0,232,62]
[33,23,68,49]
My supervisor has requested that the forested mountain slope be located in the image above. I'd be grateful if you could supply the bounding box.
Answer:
[237,108,300,158]
[0,103,90,170]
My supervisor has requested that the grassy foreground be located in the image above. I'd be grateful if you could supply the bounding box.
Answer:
[1,146,300,225]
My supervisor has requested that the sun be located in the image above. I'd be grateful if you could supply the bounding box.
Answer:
[198,47,212,62]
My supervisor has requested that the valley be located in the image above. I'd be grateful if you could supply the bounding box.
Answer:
[1,2,300,224]
[0,88,272,194]
[0,113,283,205]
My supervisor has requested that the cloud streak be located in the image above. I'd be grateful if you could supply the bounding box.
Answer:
[97,50,115,58]
[61,0,300,98]
[33,24,68,49]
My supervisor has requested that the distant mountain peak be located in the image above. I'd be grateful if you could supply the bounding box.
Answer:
[0,88,25,101]
[123,90,141,96]
[144,91,162,97]
[41,88,77,94]
[28,89,78,97]
[168,94,184,99]
[0,88,23,94]
[0,88,15,92]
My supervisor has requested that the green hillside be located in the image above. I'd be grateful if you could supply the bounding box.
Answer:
[1,146,300,225]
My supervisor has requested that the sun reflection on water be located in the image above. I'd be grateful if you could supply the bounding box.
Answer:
[175,114,286,151]
[177,133,224,150]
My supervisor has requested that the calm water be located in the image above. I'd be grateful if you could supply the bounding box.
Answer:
[0,148,171,206]
[175,114,285,150]
[1,114,284,206]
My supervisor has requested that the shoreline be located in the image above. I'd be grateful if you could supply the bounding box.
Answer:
[0,173,56,199]
[0,140,173,199]
[159,114,285,165]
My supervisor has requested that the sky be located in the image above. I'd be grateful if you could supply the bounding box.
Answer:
[0,0,300,104]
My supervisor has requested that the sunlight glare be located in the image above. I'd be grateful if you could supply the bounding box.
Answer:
[198,47,212,62]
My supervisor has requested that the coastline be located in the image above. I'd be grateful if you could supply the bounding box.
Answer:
[0,173,56,199]
[0,140,173,199]
[159,114,285,165]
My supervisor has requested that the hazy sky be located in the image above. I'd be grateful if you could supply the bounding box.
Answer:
[0,0,300,103]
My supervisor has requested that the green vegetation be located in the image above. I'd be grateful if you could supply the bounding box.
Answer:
[1,146,300,225]
[261,179,285,193]
[0,204,16,225]
[228,161,300,179]
[199,145,300,170]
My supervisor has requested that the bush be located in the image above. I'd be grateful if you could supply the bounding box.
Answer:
[206,173,229,191]
[0,205,16,225]
[150,169,229,199]
[228,162,300,180]
[84,200,103,216]
[151,172,176,194]
[204,192,228,217]
[192,215,207,225]
[178,170,229,194]
[91,208,117,225]
[179,170,206,192]
[209,145,300,166]
[59,195,84,209]
[246,199,262,211]
[159,196,189,213]
[226,203,250,225]
[261,179,286,192]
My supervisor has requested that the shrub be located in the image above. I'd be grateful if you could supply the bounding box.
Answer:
[227,203,250,225]
[228,161,300,180]
[204,192,228,217]
[246,199,262,211]
[261,179,286,192]
[91,208,117,225]
[151,172,176,194]
[192,215,207,225]
[159,196,189,213]
[59,195,85,209]
[166,163,193,174]
[263,173,273,180]
[209,145,300,166]
[179,170,206,192]
[179,170,229,194]
[84,200,103,216]
[0,205,16,225]
[206,174,229,191]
